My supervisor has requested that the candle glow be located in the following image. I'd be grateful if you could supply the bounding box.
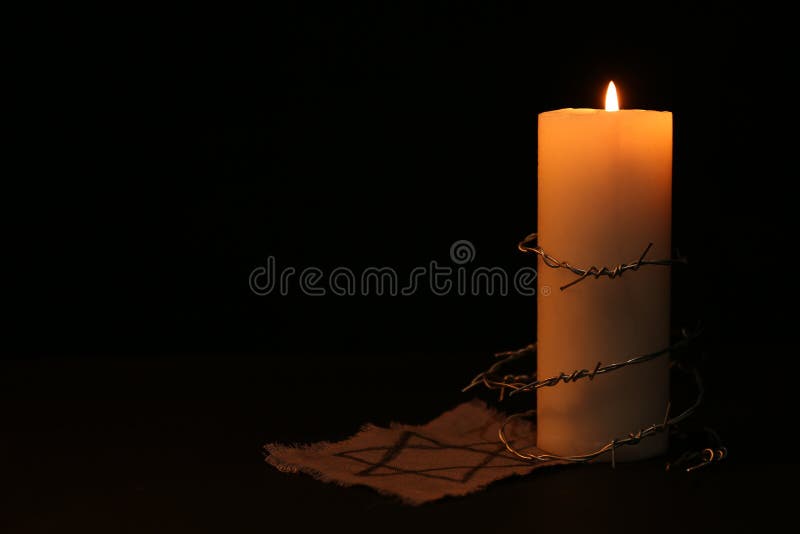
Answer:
[605,81,619,111]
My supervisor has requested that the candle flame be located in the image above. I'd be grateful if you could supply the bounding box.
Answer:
[605,81,619,111]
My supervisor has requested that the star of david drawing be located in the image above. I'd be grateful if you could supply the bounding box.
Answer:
[333,431,534,484]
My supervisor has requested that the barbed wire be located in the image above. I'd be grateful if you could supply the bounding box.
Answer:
[462,231,722,470]
[464,329,706,466]
[462,327,701,398]
[497,361,703,466]
[517,232,687,290]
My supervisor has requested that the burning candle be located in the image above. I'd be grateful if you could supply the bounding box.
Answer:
[536,82,672,460]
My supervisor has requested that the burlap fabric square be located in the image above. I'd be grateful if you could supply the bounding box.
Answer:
[264,400,562,504]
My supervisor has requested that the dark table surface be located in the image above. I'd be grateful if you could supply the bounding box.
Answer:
[2,351,793,533]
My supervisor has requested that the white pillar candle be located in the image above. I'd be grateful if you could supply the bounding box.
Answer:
[536,82,672,460]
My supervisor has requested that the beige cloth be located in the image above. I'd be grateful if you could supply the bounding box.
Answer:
[264,400,561,505]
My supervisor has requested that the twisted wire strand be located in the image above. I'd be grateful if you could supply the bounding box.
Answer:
[517,232,687,290]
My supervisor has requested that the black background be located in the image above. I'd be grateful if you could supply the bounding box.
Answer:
[5,5,796,532]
